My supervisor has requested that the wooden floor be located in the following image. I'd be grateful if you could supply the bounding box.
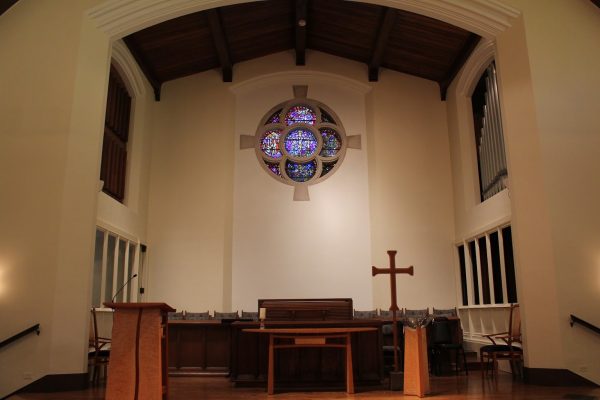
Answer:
[9,374,600,400]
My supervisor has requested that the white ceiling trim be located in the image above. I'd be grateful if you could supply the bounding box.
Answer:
[111,40,147,98]
[87,0,520,40]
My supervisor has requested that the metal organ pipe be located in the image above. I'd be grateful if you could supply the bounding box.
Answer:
[477,63,508,200]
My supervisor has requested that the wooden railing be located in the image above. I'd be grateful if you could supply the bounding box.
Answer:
[0,324,40,350]
[570,315,600,336]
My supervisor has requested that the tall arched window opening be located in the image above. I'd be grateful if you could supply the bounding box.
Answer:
[471,62,508,202]
[100,65,132,202]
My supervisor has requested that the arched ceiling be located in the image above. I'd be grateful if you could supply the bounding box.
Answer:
[121,0,482,101]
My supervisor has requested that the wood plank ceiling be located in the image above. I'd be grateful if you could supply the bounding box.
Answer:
[123,0,481,101]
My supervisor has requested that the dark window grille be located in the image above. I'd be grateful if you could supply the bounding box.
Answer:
[457,225,517,306]
[502,226,518,303]
[468,240,479,305]
[489,232,504,303]
[478,237,491,304]
[458,245,468,306]
[100,66,131,202]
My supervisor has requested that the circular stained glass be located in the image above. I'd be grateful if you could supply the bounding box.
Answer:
[320,128,341,157]
[253,87,350,195]
[260,130,282,158]
[285,105,316,126]
[285,128,317,158]
[285,160,317,182]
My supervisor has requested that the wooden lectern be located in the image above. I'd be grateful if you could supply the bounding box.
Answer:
[104,302,175,400]
[404,327,430,397]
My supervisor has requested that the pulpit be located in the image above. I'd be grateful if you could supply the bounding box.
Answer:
[104,302,175,400]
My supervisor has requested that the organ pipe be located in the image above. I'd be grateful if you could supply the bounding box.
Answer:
[477,63,508,200]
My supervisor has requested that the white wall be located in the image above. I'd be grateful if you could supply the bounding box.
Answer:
[367,69,456,311]
[96,42,155,244]
[446,40,512,243]
[503,0,600,383]
[145,70,235,313]
[145,51,457,315]
[0,0,108,396]
[230,59,373,311]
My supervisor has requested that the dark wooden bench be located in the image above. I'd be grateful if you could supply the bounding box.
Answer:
[258,298,353,321]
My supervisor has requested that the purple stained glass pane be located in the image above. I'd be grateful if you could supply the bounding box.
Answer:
[260,130,282,158]
[266,109,282,124]
[320,128,341,157]
[264,161,282,177]
[285,128,317,158]
[285,160,317,182]
[285,105,316,126]
[320,161,337,177]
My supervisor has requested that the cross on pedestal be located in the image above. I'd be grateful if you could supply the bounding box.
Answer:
[372,250,414,373]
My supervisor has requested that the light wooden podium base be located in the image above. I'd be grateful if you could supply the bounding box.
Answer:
[403,327,430,397]
[104,302,174,400]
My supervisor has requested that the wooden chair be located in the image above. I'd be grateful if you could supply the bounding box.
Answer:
[429,317,467,375]
[213,311,239,320]
[88,308,111,383]
[479,303,523,378]
[382,321,404,372]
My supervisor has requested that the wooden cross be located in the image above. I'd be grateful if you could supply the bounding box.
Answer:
[372,250,414,373]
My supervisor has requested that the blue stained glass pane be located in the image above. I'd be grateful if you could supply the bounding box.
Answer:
[260,130,282,158]
[285,105,316,126]
[285,128,317,158]
[264,161,282,177]
[321,161,337,177]
[266,109,282,124]
[286,160,317,182]
[320,128,341,157]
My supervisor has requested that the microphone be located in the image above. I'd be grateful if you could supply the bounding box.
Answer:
[112,273,138,302]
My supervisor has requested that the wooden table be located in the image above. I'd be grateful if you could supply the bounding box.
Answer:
[244,327,377,395]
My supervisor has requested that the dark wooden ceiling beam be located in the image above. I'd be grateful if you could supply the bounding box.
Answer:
[369,7,397,82]
[438,33,481,101]
[208,8,233,82]
[122,36,163,101]
[0,0,19,16]
[295,0,308,66]
[0,0,19,15]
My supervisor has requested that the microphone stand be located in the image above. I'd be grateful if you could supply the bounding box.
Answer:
[112,273,138,303]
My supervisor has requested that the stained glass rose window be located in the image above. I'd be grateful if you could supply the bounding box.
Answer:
[241,85,358,200]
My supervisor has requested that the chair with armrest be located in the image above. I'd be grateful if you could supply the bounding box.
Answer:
[480,303,523,378]
[185,311,210,320]
[241,310,258,320]
[381,318,404,373]
[353,309,378,319]
[168,311,185,320]
[88,308,111,384]
[213,311,239,320]
[432,307,457,318]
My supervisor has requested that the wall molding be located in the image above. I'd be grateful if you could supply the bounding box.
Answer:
[87,0,520,41]
[523,368,599,387]
[15,373,88,395]
[111,40,147,98]
[455,38,496,98]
